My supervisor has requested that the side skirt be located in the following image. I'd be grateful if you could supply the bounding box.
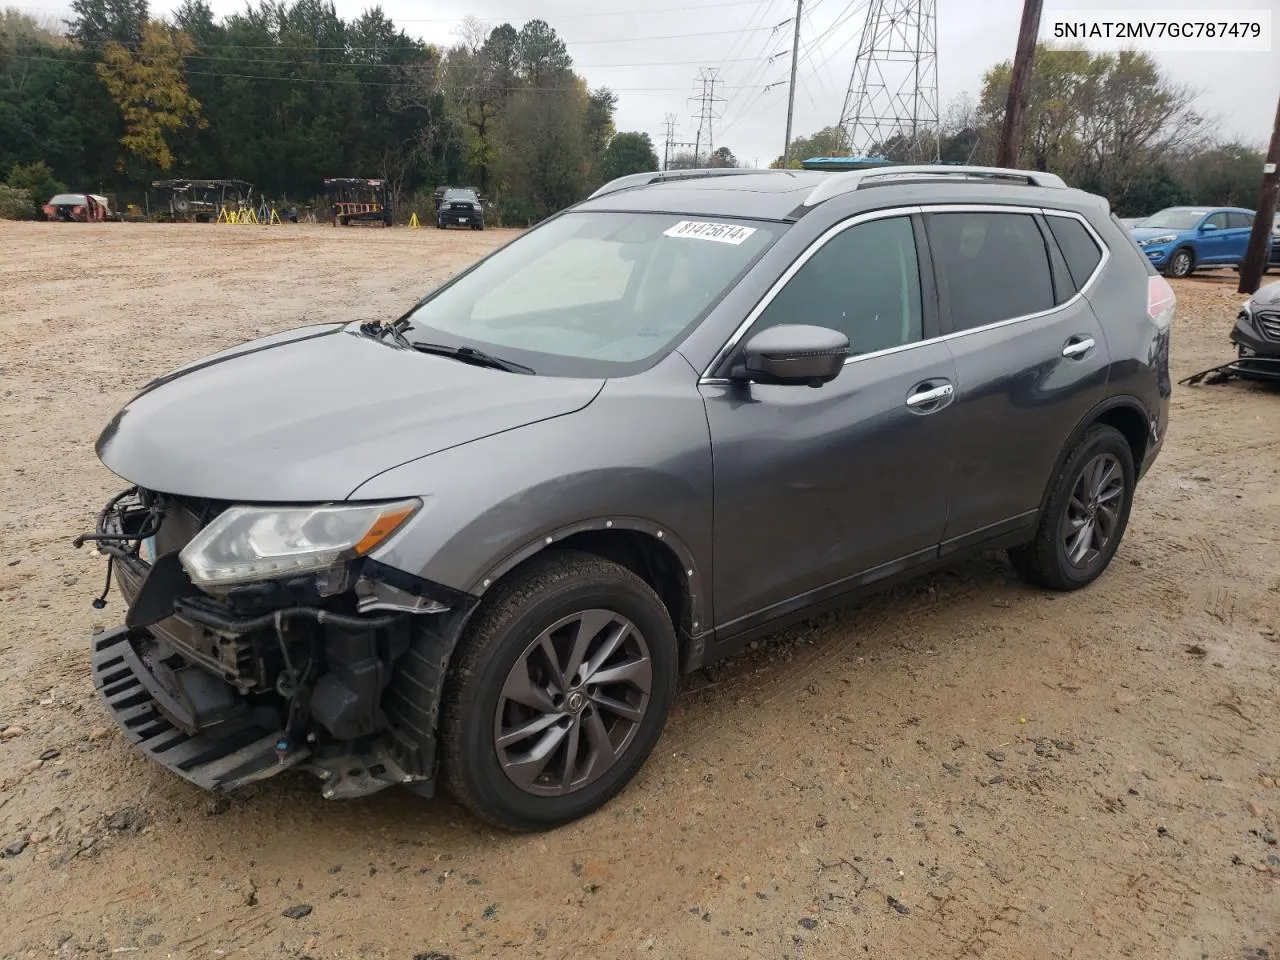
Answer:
[691,513,1038,671]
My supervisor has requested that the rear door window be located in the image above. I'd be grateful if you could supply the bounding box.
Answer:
[926,211,1055,332]
[1226,212,1253,230]
[1046,215,1104,292]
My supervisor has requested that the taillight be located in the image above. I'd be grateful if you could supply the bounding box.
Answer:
[1147,275,1176,328]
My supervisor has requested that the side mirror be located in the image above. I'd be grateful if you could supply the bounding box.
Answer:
[1199,222,1218,232]
[733,324,849,387]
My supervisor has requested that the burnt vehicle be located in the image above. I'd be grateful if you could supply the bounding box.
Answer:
[83,165,1173,830]
[43,193,111,222]
[326,178,393,226]
[436,187,485,230]
[152,179,254,223]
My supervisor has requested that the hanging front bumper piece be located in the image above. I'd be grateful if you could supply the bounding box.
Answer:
[91,626,309,791]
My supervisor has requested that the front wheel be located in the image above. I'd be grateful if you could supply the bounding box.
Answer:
[440,551,677,830]
[1008,424,1135,591]
[1167,248,1194,278]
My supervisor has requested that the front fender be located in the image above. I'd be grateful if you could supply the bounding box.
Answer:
[468,513,707,639]
[353,357,715,636]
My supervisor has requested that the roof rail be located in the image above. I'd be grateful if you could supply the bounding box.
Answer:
[802,165,1067,207]
[587,167,788,201]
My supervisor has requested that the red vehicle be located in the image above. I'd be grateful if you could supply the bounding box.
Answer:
[42,193,111,222]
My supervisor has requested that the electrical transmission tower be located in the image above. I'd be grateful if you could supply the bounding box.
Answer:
[838,0,940,162]
[661,113,699,170]
[689,68,725,168]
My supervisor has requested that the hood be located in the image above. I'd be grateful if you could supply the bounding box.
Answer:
[97,325,604,502]
[1130,226,1186,242]
[1248,280,1280,310]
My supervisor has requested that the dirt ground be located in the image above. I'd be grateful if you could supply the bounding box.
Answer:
[0,222,1277,960]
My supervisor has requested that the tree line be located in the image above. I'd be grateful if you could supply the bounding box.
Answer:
[3,7,1265,225]
[0,1,662,223]
[777,45,1266,217]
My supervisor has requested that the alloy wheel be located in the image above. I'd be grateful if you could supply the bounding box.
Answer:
[494,609,652,796]
[1060,453,1125,568]
[1170,251,1192,277]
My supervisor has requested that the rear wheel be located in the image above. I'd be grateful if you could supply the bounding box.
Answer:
[1167,248,1194,278]
[1008,424,1135,591]
[440,552,677,831]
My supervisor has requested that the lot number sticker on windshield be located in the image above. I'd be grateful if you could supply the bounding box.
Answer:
[663,220,757,245]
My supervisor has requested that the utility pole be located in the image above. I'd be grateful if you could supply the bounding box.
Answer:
[996,0,1044,168]
[782,0,802,166]
[1238,91,1280,295]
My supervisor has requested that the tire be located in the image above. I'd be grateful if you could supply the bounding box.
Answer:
[440,551,678,831]
[1167,248,1194,278]
[1008,424,1135,591]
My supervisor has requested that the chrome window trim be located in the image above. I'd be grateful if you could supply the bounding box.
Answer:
[699,205,923,381]
[698,202,1111,385]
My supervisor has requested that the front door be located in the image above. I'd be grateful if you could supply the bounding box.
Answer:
[925,208,1111,548]
[1198,211,1231,263]
[701,213,956,636]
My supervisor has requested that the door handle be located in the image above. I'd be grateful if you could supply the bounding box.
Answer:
[1061,336,1096,359]
[905,382,954,408]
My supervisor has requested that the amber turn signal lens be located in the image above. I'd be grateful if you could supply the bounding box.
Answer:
[354,505,417,555]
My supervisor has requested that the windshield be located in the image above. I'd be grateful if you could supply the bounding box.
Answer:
[49,194,86,205]
[444,189,476,201]
[1142,209,1207,230]
[402,211,781,376]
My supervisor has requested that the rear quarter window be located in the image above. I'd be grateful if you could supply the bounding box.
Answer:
[1047,216,1104,291]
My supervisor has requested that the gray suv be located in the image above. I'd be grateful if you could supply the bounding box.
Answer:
[82,165,1174,830]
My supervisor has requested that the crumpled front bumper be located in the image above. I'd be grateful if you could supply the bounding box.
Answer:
[91,626,307,791]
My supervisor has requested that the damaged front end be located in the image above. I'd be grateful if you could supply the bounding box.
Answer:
[79,488,474,800]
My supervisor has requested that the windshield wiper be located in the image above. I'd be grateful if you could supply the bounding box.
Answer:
[410,341,535,375]
[358,319,412,348]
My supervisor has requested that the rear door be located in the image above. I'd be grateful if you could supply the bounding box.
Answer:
[1225,211,1255,263]
[926,206,1111,552]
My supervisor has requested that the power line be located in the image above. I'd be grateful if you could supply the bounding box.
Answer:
[714,9,795,139]
[59,25,778,51]
[719,0,786,67]
[9,0,772,20]
[2,53,771,92]
[116,50,786,71]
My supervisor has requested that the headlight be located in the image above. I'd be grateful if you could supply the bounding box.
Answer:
[179,499,420,588]
[1138,234,1177,247]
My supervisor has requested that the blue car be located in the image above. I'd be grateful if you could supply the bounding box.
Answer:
[1130,206,1256,278]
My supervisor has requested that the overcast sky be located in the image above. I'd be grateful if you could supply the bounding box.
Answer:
[19,0,1280,166]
